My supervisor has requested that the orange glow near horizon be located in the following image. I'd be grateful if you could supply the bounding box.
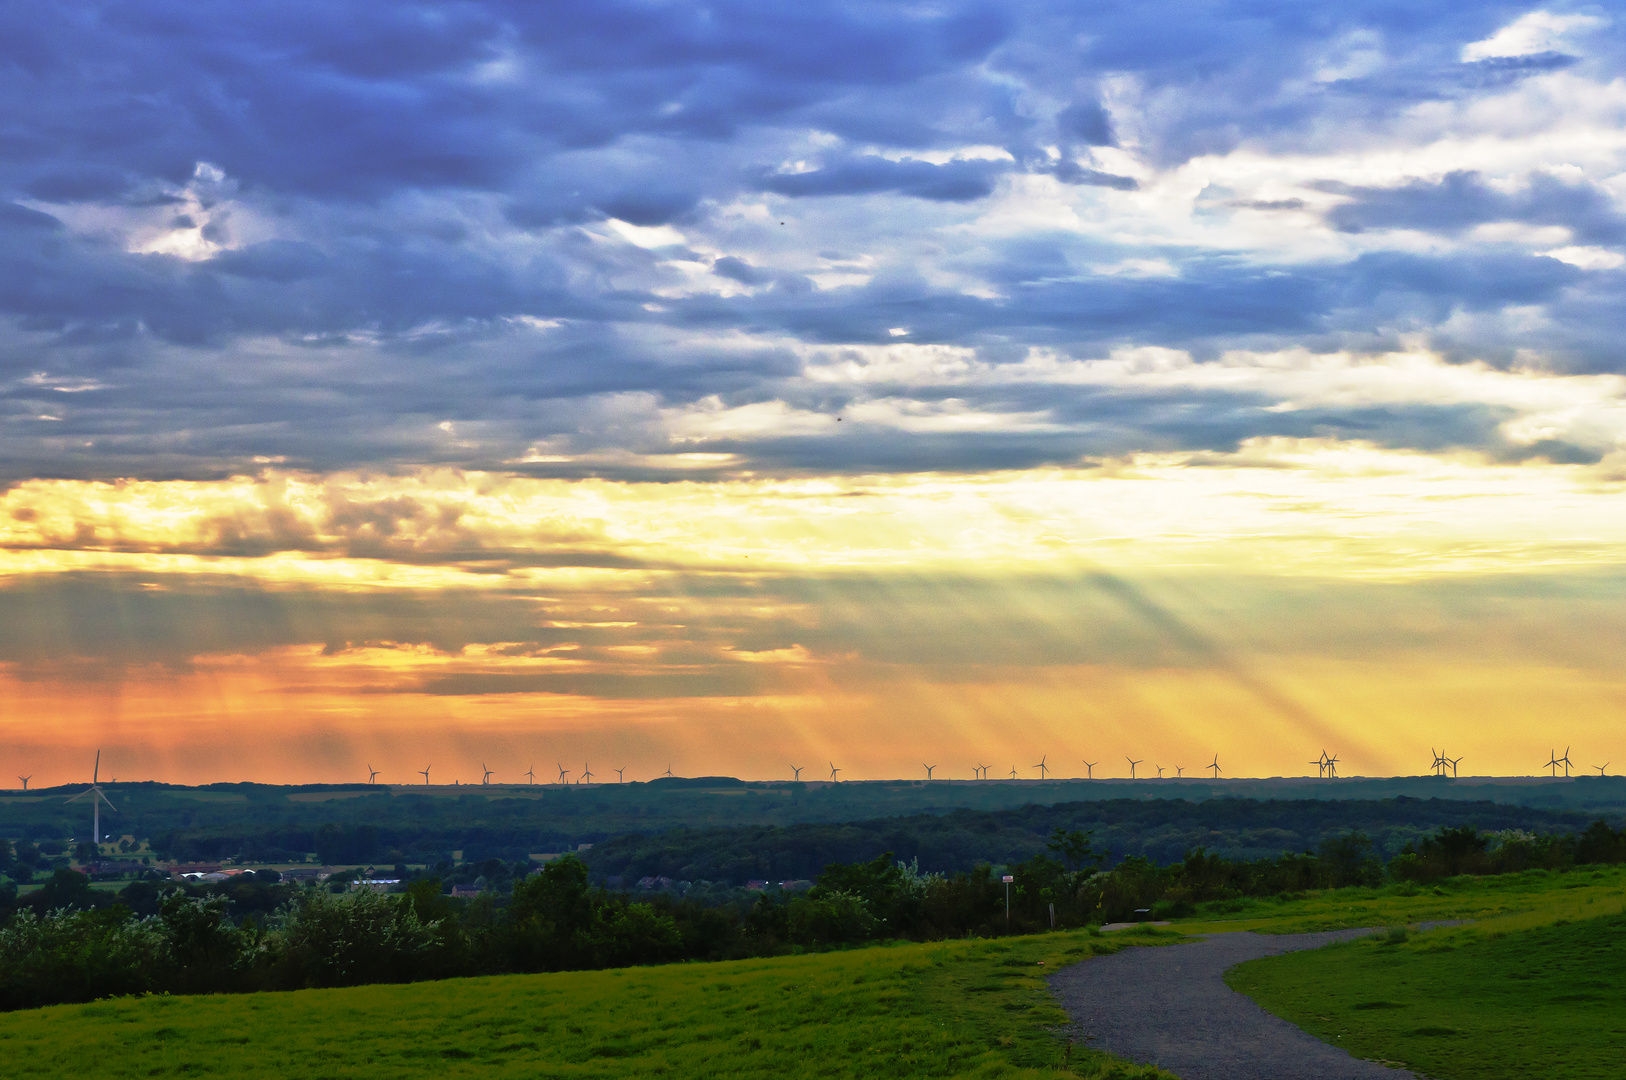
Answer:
[3,446,1626,786]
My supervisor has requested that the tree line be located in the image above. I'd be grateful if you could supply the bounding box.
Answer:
[1,817,1624,1012]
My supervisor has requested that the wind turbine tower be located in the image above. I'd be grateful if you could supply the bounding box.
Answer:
[580,763,593,784]
[791,765,803,781]
[1033,756,1048,780]
[1126,756,1142,779]
[1082,760,1097,779]
[367,765,379,785]
[1208,754,1221,778]
[615,767,626,783]
[557,763,571,784]
[67,752,116,847]
[923,764,936,781]
[525,766,536,784]
[17,775,29,791]
[481,764,493,785]
[420,766,431,785]
[829,762,841,782]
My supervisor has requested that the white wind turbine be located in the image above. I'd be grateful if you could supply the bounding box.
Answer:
[17,775,30,791]
[67,751,116,848]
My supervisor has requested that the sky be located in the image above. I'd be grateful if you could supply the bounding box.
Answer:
[4,1,1626,786]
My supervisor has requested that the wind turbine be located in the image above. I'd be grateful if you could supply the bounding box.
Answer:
[557,763,571,784]
[1126,756,1142,779]
[1557,747,1574,777]
[525,765,536,785]
[829,762,841,782]
[419,766,431,786]
[1082,760,1097,779]
[923,764,936,781]
[1447,755,1461,778]
[580,763,593,784]
[614,767,626,783]
[1545,749,1560,777]
[1033,755,1048,780]
[67,752,116,847]
[1155,765,1165,779]
[791,765,803,781]
[1324,753,1339,778]
[1008,766,1018,779]
[1208,754,1221,778]
[17,775,29,791]
[481,764,493,785]
[1595,763,1609,776]
[1175,765,1184,778]
[661,764,676,777]
[974,763,988,779]
[367,765,379,785]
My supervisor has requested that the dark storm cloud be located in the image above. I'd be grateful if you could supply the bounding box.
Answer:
[758,157,1007,202]
[1326,172,1626,243]
[0,1,1623,478]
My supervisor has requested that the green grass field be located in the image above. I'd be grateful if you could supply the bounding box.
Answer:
[0,930,1177,1079]
[1175,863,1626,934]
[4,866,1623,1078]
[1226,868,1626,1080]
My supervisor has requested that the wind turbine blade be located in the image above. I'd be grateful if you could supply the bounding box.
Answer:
[94,750,100,784]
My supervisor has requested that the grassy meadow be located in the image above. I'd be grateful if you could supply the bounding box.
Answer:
[0,929,1177,1079]
[1177,863,1626,934]
[1223,867,1626,1080]
[3,865,1623,1078]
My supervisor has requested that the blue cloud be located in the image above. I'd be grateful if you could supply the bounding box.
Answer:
[0,1,1623,479]
[758,156,1006,201]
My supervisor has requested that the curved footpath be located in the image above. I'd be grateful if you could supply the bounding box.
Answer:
[1048,928,1414,1080]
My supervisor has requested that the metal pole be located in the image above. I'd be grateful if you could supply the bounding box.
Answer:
[1003,874,1014,925]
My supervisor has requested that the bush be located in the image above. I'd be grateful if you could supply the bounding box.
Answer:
[787,892,876,945]
[0,908,165,1009]
[265,888,441,988]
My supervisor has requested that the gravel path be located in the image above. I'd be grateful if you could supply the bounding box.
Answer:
[1048,929,1414,1080]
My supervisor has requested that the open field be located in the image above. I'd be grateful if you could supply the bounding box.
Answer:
[1175,863,1626,935]
[3,867,1623,1077]
[1225,869,1626,1079]
[0,930,1176,1079]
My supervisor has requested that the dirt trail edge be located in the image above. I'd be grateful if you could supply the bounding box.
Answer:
[1048,928,1414,1080]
